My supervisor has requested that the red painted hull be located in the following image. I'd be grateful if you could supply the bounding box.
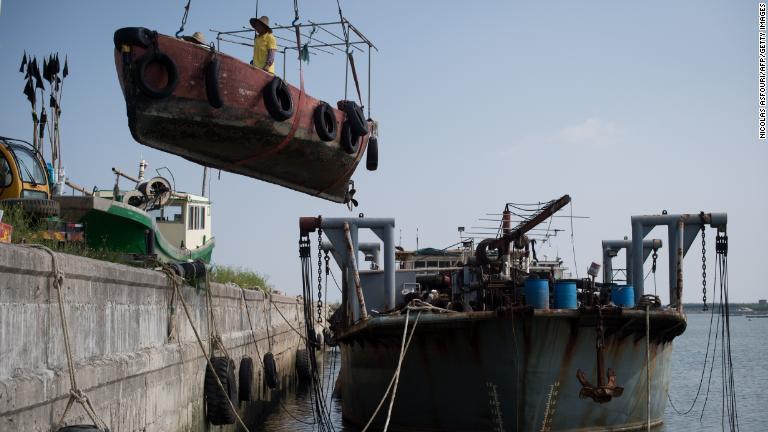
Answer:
[114,33,366,203]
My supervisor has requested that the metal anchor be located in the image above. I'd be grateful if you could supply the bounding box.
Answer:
[576,308,624,403]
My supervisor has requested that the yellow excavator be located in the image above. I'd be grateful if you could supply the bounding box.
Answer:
[0,135,59,217]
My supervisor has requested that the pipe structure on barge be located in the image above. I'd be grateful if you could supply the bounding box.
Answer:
[301,208,727,431]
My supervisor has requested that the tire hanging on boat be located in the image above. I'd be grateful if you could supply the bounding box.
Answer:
[113,27,153,49]
[313,101,337,141]
[263,77,294,121]
[203,356,238,425]
[339,121,359,155]
[205,57,224,109]
[238,356,253,402]
[134,51,179,99]
[338,100,369,136]
[366,136,378,171]
[263,352,279,389]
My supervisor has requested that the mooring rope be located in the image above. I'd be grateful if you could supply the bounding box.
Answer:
[361,308,422,432]
[28,245,109,431]
[160,266,251,432]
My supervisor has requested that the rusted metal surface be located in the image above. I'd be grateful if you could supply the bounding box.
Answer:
[576,309,624,403]
[337,308,683,431]
[114,35,368,203]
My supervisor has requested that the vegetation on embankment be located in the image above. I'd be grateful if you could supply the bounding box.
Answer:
[0,203,123,262]
[209,264,272,292]
[1,205,273,292]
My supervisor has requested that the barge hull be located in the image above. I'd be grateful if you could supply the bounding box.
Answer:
[338,310,681,431]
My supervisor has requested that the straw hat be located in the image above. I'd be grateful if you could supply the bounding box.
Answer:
[250,16,272,33]
[181,32,207,45]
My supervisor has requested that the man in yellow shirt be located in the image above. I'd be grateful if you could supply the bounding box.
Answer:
[250,16,277,74]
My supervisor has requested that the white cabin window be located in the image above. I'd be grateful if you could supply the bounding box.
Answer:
[188,205,206,230]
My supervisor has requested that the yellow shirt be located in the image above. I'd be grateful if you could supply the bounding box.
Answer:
[253,32,277,74]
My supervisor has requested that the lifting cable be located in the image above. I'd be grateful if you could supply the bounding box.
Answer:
[175,0,192,38]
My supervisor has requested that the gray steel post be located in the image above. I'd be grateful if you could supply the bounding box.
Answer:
[629,213,726,306]
[601,239,662,284]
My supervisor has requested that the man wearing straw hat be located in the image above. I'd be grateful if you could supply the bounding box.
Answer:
[181,31,207,45]
[250,16,277,74]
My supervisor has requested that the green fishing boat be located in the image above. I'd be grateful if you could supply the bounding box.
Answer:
[56,162,214,264]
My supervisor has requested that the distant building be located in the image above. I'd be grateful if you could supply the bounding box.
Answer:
[759,299,767,305]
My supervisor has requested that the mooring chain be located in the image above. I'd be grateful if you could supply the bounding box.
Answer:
[317,227,324,324]
[651,248,659,295]
[701,225,707,311]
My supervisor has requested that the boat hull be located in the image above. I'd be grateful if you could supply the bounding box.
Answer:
[57,196,214,263]
[337,309,684,432]
[114,33,367,203]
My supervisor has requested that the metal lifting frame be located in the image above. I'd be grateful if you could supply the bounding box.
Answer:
[211,19,377,113]
[301,217,395,323]
[322,240,381,269]
[601,239,663,284]
[630,213,727,309]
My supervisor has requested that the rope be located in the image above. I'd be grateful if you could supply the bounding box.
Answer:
[272,300,308,342]
[175,0,192,38]
[160,266,251,432]
[27,245,109,431]
[238,286,265,367]
[361,309,422,432]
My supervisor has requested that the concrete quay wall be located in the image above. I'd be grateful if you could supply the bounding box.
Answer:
[0,244,305,431]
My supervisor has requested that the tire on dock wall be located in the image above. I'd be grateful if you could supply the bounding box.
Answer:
[264,352,279,389]
[204,356,238,425]
[295,349,312,383]
[57,426,101,432]
[238,356,254,402]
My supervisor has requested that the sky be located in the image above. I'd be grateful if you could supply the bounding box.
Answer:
[0,1,765,303]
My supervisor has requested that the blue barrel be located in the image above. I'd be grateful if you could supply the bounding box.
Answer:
[553,281,577,309]
[525,279,550,309]
[612,285,635,308]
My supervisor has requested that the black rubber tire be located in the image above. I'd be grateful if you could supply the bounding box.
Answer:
[295,349,312,383]
[263,352,279,390]
[204,356,237,425]
[339,121,359,155]
[366,136,378,171]
[323,328,337,347]
[313,102,337,141]
[113,27,153,49]
[238,356,253,402]
[263,77,294,121]
[134,51,179,99]
[0,198,59,218]
[205,57,224,109]
[340,101,369,136]
[57,426,101,432]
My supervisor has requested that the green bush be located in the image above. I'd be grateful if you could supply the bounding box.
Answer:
[209,264,272,292]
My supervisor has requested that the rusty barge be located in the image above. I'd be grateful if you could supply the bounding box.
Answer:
[299,196,729,431]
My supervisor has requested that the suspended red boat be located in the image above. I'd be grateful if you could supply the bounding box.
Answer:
[113,25,377,203]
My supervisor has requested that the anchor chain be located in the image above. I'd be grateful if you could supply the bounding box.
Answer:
[317,227,324,323]
[651,248,659,295]
[701,225,707,311]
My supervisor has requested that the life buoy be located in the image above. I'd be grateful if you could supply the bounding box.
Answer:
[205,57,224,109]
[238,356,253,401]
[204,356,237,425]
[313,102,337,141]
[340,121,359,155]
[366,136,378,171]
[339,101,369,136]
[263,77,294,121]
[135,51,179,99]
[113,27,153,49]
[263,352,279,389]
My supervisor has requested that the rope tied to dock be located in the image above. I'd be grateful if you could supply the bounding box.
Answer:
[645,304,651,432]
[159,264,252,432]
[27,245,109,431]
